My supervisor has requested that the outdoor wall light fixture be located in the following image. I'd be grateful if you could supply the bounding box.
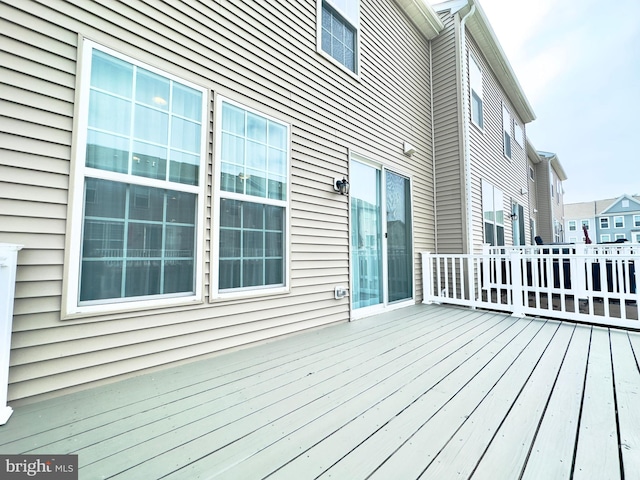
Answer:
[403,142,417,157]
[510,213,518,221]
[333,177,350,195]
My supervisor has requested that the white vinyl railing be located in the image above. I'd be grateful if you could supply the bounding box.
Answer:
[422,245,640,330]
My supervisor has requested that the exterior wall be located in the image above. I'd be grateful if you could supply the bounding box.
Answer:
[432,12,464,254]
[534,160,553,243]
[465,34,529,251]
[0,0,436,404]
[550,167,565,242]
[527,159,538,244]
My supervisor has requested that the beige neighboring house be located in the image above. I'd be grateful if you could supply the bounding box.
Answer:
[564,201,599,244]
[527,146,568,244]
[0,0,446,405]
[431,0,535,253]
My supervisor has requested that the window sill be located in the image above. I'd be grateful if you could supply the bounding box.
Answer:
[210,285,290,302]
[62,294,204,320]
[316,48,361,82]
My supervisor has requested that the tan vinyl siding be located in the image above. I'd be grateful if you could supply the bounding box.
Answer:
[465,35,529,251]
[1,0,435,404]
[432,13,464,254]
[535,161,553,243]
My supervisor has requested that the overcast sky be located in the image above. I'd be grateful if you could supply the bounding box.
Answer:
[433,0,640,204]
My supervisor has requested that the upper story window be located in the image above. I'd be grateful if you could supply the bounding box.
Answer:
[581,219,590,230]
[600,217,610,229]
[469,55,483,129]
[634,214,640,227]
[568,220,577,232]
[529,166,535,181]
[514,122,524,147]
[502,104,512,159]
[320,0,359,73]
[214,99,290,295]
[482,180,504,246]
[67,42,207,314]
[614,216,624,228]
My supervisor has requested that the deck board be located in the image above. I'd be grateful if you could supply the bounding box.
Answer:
[520,324,591,479]
[1,304,638,479]
[573,327,621,480]
[609,330,640,478]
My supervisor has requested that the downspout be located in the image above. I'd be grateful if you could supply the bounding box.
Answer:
[429,40,438,253]
[459,2,476,254]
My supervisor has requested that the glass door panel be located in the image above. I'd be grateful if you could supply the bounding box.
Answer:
[351,161,383,309]
[386,171,413,303]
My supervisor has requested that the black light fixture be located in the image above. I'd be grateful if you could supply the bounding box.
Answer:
[334,177,350,195]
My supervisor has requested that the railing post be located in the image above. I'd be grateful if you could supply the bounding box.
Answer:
[510,249,525,317]
[468,255,477,309]
[0,243,22,425]
[573,244,588,303]
[421,252,433,304]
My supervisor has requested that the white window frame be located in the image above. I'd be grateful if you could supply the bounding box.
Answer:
[482,180,505,246]
[600,217,610,229]
[634,215,640,227]
[614,216,625,228]
[469,54,484,130]
[633,232,640,243]
[514,122,524,147]
[622,199,630,208]
[568,220,577,232]
[212,96,291,300]
[615,233,626,241]
[529,166,535,181]
[581,219,590,231]
[502,104,512,159]
[64,40,208,318]
[317,0,360,77]
[600,234,611,243]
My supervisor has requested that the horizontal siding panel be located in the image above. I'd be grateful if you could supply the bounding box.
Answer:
[0,199,67,219]
[0,166,68,190]
[0,216,65,234]
[14,280,62,300]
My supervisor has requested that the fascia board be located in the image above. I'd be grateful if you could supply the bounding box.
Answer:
[458,0,536,124]
[396,0,445,39]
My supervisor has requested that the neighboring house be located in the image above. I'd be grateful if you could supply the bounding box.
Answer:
[564,201,597,244]
[0,0,446,405]
[431,0,535,253]
[566,195,640,244]
[527,148,567,244]
[598,195,640,243]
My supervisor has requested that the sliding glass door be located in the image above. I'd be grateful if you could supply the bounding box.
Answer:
[350,158,413,314]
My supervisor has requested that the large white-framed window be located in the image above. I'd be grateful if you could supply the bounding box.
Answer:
[318,0,359,74]
[502,104,512,159]
[65,41,207,316]
[482,180,504,246]
[581,219,590,230]
[469,54,483,129]
[614,216,624,228]
[600,217,610,229]
[213,97,290,298]
[600,234,611,243]
[568,220,577,232]
[634,215,640,227]
[615,234,626,241]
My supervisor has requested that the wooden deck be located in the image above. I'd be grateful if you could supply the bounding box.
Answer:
[1,304,639,479]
